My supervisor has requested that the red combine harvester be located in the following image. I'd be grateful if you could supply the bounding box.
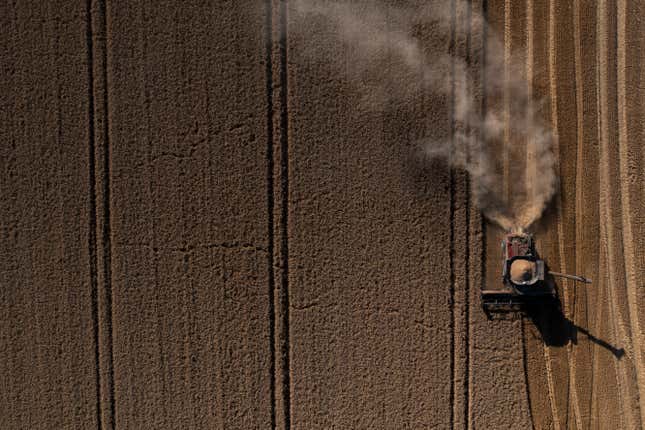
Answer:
[482,231,591,316]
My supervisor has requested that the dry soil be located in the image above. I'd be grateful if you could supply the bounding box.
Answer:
[0,1,643,429]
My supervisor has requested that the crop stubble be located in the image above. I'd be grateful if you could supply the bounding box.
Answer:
[0,1,643,429]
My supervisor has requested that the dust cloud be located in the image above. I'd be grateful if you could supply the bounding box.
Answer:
[291,0,557,231]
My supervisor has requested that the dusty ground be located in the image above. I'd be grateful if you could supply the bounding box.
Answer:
[1,0,643,429]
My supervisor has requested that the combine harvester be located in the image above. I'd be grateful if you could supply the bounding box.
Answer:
[482,231,591,318]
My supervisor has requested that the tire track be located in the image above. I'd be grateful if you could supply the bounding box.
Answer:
[463,3,472,423]
[88,1,116,427]
[263,0,277,426]
[545,1,566,428]
[601,236,629,429]
[597,0,640,426]
[616,0,645,422]
[592,12,620,426]
[84,1,103,426]
[525,0,537,208]
[550,0,582,426]
[448,0,457,425]
[450,1,475,427]
[277,2,291,427]
[467,2,483,427]
[598,0,630,357]
[502,0,511,204]
[572,0,596,427]
[543,344,562,430]
[575,0,604,426]
[521,321,536,430]
[589,271,602,428]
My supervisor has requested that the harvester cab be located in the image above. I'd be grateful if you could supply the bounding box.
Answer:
[482,231,591,317]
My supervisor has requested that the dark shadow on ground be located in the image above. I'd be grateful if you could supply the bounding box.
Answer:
[523,283,625,359]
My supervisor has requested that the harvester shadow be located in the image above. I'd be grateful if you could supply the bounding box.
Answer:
[524,295,625,359]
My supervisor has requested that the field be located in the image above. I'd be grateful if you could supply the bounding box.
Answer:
[1,1,643,429]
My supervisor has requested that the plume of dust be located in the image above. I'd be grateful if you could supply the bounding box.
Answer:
[291,0,557,231]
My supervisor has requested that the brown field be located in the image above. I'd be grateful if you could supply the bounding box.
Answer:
[1,1,643,429]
